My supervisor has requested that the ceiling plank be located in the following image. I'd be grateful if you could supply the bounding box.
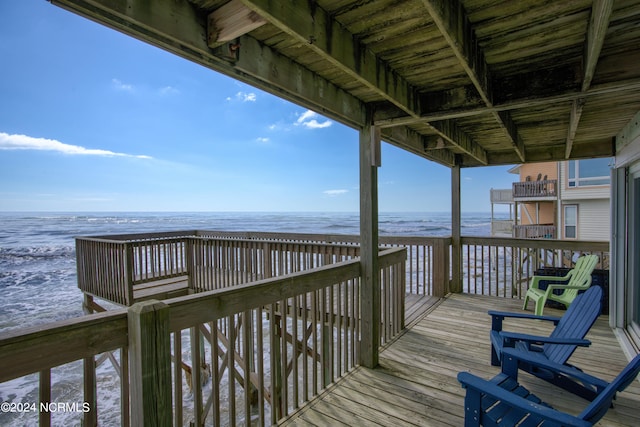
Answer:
[238,0,418,117]
[565,0,614,158]
[421,0,525,162]
[239,0,488,164]
[51,0,365,129]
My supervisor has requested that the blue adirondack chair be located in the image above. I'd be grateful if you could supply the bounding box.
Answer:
[489,286,603,400]
[458,349,640,426]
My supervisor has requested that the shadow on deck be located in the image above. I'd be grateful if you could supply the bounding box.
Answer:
[280,293,640,426]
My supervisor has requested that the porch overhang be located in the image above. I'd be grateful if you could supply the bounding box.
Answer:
[51,0,640,168]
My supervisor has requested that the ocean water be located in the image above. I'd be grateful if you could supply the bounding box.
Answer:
[0,211,500,426]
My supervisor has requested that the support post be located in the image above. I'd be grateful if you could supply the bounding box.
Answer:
[359,108,380,368]
[39,369,51,427]
[83,356,97,427]
[450,164,462,293]
[128,300,172,427]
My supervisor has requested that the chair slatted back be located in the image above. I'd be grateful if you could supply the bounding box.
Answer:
[558,255,599,302]
[544,285,602,363]
[580,353,640,421]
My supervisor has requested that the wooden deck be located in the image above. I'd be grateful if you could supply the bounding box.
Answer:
[280,293,640,426]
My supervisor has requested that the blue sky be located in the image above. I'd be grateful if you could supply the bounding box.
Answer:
[0,1,516,213]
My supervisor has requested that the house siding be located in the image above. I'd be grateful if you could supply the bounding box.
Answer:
[561,199,610,241]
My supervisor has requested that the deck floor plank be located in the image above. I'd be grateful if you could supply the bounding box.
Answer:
[280,293,640,426]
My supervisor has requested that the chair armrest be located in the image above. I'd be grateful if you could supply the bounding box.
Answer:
[501,348,609,390]
[530,274,571,290]
[546,284,591,291]
[499,331,591,347]
[488,310,561,332]
[457,372,591,427]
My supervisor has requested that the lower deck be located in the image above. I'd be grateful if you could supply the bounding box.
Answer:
[280,293,640,426]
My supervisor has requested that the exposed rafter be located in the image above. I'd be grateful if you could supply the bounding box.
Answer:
[565,0,614,158]
[207,0,266,43]
[51,0,365,129]
[238,0,418,116]
[238,0,488,165]
[375,77,640,126]
[420,0,526,162]
[381,127,456,167]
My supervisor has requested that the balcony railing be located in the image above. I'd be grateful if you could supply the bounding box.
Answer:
[1,231,610,426]
[513,224,556,239]
[513,179,558,198]
[1,247,407,426]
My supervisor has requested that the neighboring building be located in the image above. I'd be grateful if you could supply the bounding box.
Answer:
[491,158,612,241]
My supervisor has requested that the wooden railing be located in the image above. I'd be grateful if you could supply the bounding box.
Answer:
[490,188,513,203]
[513,224,556,239]
[0,248,406,427]
[491,219,515,236]
[76,231,610,306]
[461,236,609,298]
[513,179,558,198]
[0,310,129,427]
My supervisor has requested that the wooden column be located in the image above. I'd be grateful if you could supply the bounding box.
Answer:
[359,109,380,368]
[450,164,462,293]
[128,300,172,427]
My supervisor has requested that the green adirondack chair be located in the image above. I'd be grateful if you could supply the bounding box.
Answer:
[522,254,599,316]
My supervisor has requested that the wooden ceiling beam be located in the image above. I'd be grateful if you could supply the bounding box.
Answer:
[429,120,488,165]
[375,77,640,126]
[565,0,614,158]
[381,127,456,167]
[238,0,487,165]
[238,0,418,117]
[421,0,525,162]
[207,0,267,43]
[51,0,365,129]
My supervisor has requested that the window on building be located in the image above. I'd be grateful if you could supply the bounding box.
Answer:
[564,205,577,239]
[568,158,611,187]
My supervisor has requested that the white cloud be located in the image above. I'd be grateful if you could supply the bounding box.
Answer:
[303,119,332,129]
[323,189,348,197]
[159,85,180,96]
[296,110,332,129]
[112,78,133,91]
[0,132,152,159]
[237,91,257,102]
[256,137,270,143]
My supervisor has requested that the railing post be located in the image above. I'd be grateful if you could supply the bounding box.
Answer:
[186,237,195,291]
[433,239,450,297]
[128,300,172,427]
[125,242,134,305]
[83,356,97,427]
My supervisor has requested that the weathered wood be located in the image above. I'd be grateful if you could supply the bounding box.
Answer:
[128,300,172,427]
[432,238,449,297]
[83,356,97,427]
[359,112,380,368]
[281,294,640,427]
[450,165,462,293]
[39,369,51,427]
[0,310,127,383]
[240,0,418,116]
[208,0,266,43]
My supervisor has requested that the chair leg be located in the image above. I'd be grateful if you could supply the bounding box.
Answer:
[491,343,501,366]
[534,297,546,316]
[522,294,529,310]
